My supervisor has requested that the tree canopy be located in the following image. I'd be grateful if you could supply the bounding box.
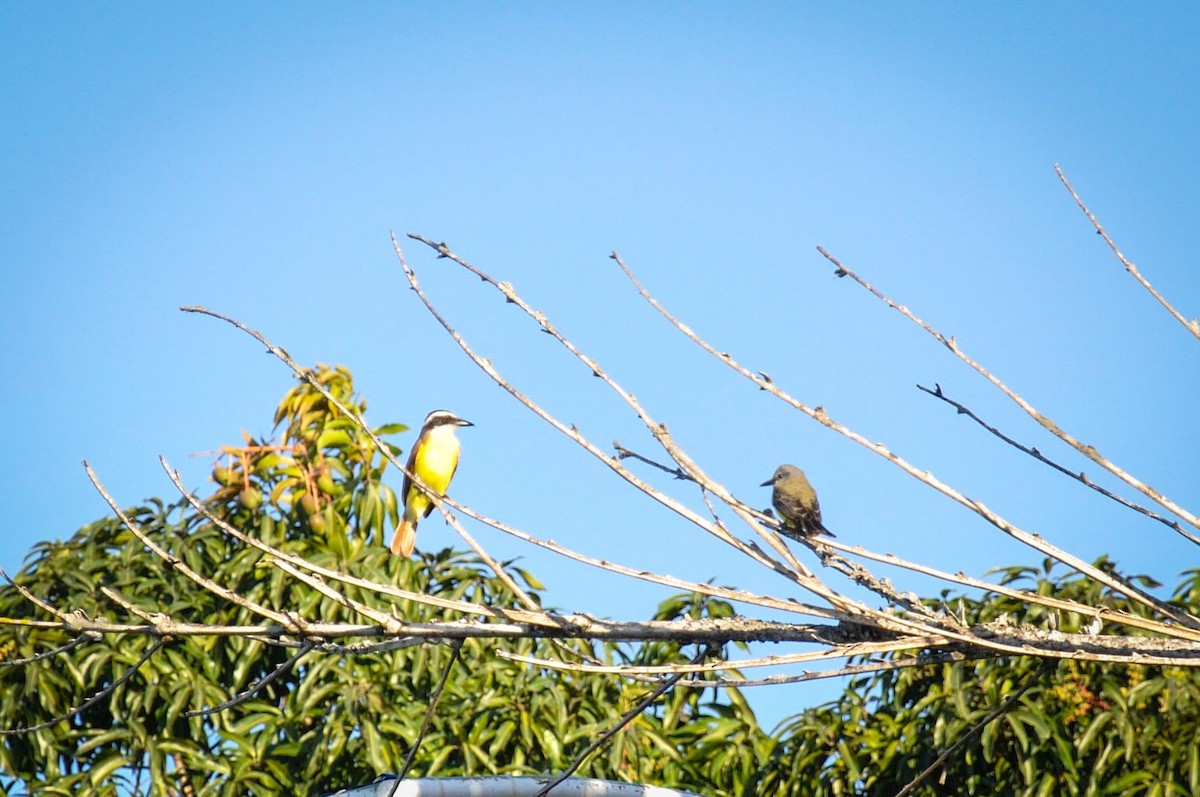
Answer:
[3,366,1199,797]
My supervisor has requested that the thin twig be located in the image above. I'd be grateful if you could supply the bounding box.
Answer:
[389,640,464,793]
[0,639,167,735]
[1056,164,1200,340]
[508,649,988,688]
[533,645,712,797]
[893,658,1056,797]
[918,382,1199,545]
[0,568,73,622]
[185,643,315,717]
[499,634,947,676]
[613,442,694,481]
[0,634,95,667]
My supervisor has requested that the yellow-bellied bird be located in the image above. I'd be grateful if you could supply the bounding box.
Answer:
[761,464,835,538]
[390,410,474,556]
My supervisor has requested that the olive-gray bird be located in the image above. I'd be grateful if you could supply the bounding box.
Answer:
[761,464,835,538]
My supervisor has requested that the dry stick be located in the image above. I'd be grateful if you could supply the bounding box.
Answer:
[0,634,94,667]
[499,634,949,676]
[919,382,1200,545]
[159,458,558,629]
[610,250,1198,631]
[0,638,167,736]
[400,235,943,641]
[442,496,839,620]
[83,461,304,632]
[186,642,315,717]
[893,658,1057,797]
[1,601,1195,667]
[389,641,464,793]
[613,442,694,481]
[270,558,415,632]
[1056,164,1200,341]
[405,234,822,586]
[178,305,546,619]
[817,246,1200,538]
[533,645,713,797]
[0,569,77,624]
[672,651,980,688]
[398,237,1162,662]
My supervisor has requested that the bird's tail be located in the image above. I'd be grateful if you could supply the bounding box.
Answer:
[390,517,418,556]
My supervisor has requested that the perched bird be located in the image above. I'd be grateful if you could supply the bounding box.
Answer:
[389,410,474,556]
[761,464,835,538]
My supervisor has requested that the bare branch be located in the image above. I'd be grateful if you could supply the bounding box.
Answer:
[499,634,950,676]
[0,633,95,667]
[185,642,315,717]
[392,640,463,789]
[613,441,694,481]
[399,235,960,641]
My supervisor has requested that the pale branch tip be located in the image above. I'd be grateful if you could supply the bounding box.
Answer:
[1055,165,1199,342]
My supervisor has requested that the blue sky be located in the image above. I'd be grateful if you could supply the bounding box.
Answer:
[3,4,1198,728]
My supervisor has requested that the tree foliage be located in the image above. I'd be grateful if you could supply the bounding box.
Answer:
[3,366,1199,797]
[758,561,1200,796]
[0,367,767,796]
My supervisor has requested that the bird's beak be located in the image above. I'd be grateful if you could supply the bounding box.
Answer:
[760,478,773,487]
[458,419,474,427]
